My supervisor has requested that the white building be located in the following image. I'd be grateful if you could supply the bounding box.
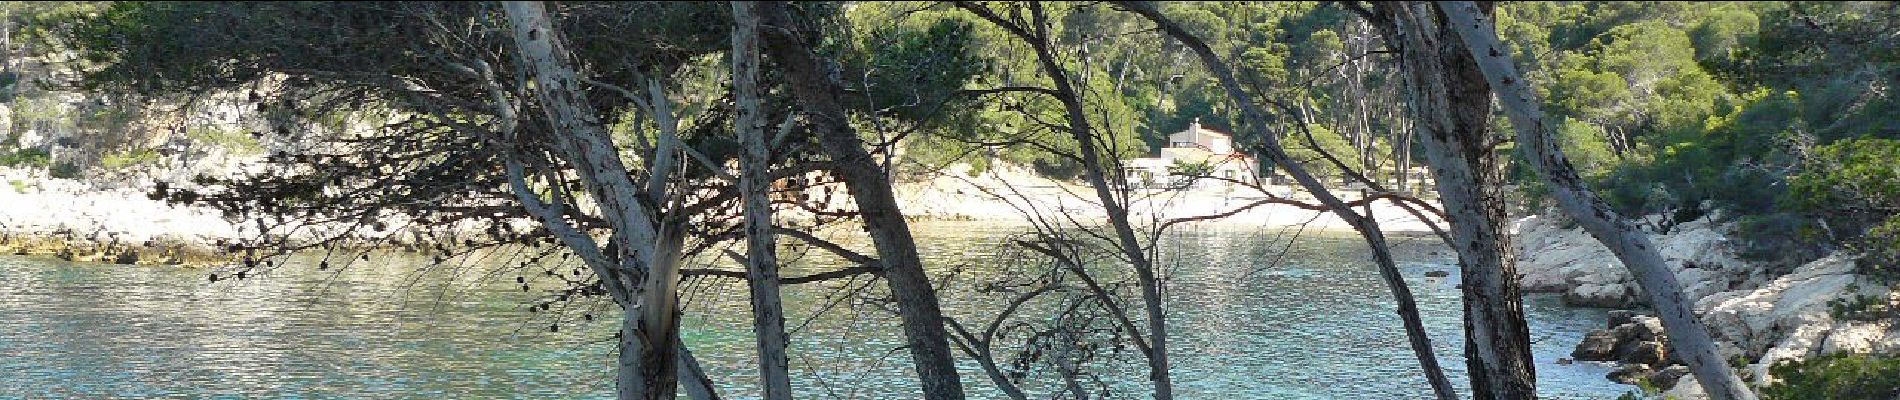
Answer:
[1122,119,1258,190]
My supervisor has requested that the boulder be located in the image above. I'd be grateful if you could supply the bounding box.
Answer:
[1652,365,1692,393]
[1879,324,1900,354]
[1821,321,1892,354]
[1565,283,1635,308]
[1606,309,1642,329]
[1573,330,1618,361]
[1516,212,1760,311]
[1701,255,1863,357]
[1574,314,1674,367]
[1622,341,1669,367]
[1606,363,1654,385]
[1607,316,1671,366]
[1614,316,1667,345]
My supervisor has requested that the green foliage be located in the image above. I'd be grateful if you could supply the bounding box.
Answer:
[0,148,51,168]
[1557,117,1617,180]
[1547,67,1631,123]
[98,148,158,171]
[855,2,1158,180]
[1731,213,1829,270]
[845,16,986,127]
[1827,289,1896,322]
[1790,138,1900,215]
[1283,124,1354,182]
[1761,354,1900,400]
[1612,377,1670,400]
[185,126,263,155]
[1488,1,1900,271]
[1166,160,1211,177]
[1689,6,1760,64]
[48,161,79,179]
[31,0,1900,271]
[1789,138,1900,275]
[1860,218,1900,282]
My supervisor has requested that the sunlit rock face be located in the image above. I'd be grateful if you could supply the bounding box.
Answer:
[1514,212,1756,309]
[1517,213,1898,397]
[1699,254,1894,387]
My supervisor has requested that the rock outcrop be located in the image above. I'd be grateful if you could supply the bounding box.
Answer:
[1573,312,1684,385]
[1515,212,1762,308]
[0,170,536,265]
[1516,213,1899,397]
[1697,255,1898,387]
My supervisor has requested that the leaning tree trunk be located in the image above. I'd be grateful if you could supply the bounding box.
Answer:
[1377,3,1538,398]
[1116,4,1458,399]
[756,3,966,399]
[1437,3,1757,399]
[731,3,794,399]
[678,343,724,400]
[502,2,682,399]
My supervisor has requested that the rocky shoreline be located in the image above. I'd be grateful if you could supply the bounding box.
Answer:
[9,163,1891,397]
[0,172,521,266]
[0,173,235,266]
[0,163,1446,269]
[1515,212,1898,397]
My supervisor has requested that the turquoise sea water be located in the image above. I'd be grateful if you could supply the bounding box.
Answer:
[0,222,1631,399]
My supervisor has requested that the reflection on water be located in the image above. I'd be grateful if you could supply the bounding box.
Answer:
[0,222,1629,399]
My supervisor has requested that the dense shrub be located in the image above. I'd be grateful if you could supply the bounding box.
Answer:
[0,148,51,167]
[1789,138,1900,279]
[1760,354,1900,400]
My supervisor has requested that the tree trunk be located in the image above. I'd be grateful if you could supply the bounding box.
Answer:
[756,3,966,399]
[1117,4,1459,399]
[1377,3,1538,398]
[502,3,681,399]
[1398,110,1414,194]
[1437,3,1758,400]
[731,3,794,399]
[678,343,724,400]
[630,227,685,400]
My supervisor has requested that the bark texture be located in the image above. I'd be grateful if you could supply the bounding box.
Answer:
[756,3,967,399]
[502,3,681,399]
[731,3,794,399]
[1437,3,1757,399]
[1375,3,1538,399]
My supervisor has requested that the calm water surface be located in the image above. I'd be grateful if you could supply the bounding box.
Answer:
[0,222,1631,399]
